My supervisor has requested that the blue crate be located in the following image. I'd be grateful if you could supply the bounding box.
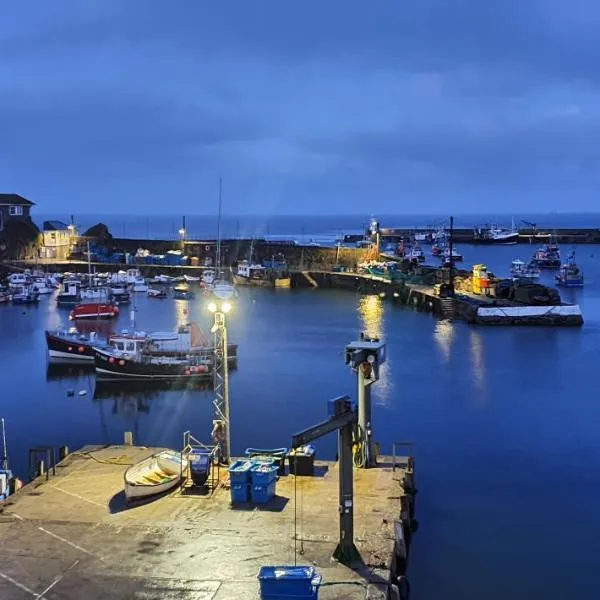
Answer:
[230,483,249,504]
[228,459,253,484]
[258,566,321,599]
[251,463,278,485]
[251,480,276,504]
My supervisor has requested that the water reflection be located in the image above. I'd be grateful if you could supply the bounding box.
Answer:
[357,294,392,405]
[433,319,454,363]
[46,362,95,381]
[469,330,487,402]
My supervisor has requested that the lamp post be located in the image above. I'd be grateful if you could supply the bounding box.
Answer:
[207,299,232,463]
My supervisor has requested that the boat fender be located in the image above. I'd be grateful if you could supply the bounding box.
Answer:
[185,369,191,376]
[109,357,115,364]
[78,346,85,352]
[119,360,125,366]
[68,346,73,351]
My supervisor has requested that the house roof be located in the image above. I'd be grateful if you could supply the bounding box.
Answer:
[43,220,69,231]
[0,193,35,206]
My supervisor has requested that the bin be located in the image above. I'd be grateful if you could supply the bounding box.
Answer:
[188,449,211,486]
[228,460,253,484]
[251,480,276,504]
[288,445,316,476]
[245,448,288,476]
[258,566,321,599]
[230,482,250,504]
[251,463,278,485]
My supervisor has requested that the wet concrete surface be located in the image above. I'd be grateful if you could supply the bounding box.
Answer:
[0,446,408,599]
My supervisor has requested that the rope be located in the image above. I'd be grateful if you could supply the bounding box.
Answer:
[69,450,134,466]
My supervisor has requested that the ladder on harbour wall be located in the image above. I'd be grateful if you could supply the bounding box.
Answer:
[440,297,456,319]
[301,271,319,287]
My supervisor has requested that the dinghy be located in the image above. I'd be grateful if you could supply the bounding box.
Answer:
[124,450,188,500]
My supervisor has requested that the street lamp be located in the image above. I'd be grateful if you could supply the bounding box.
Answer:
[207,299,232,463]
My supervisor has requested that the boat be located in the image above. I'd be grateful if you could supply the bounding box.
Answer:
[131,277,148,293]
[532,243,561,269]
[81,286,110,300]
[183,274,200,284]
[149,274,173,285]
[211,280,236,300]
[431,243,443,256]
[7,273,30,289]
[124,450,188,501]
[1,419,21,503]
[147,288,168,299]
[0,287,11,303]
[173,287,195,300]
[510,259,540,280]
[405,244,425,262]
[69,302,119,320]
[473,222,519,244]
[45,328,100,362]
[56,280,81,307]
[32,278,55,294]
[109,286,131,305]
[441,247,463,263]
[233,257,291,288]
[202,270,215,286]
[556,252,584,287]
[12,286,40,304]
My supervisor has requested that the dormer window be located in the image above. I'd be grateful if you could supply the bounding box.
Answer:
[9,206,23,216]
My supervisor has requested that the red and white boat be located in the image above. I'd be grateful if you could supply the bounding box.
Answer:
[69,302,119,320]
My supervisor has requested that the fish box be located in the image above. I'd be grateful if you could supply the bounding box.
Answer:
[251,480,276,504]
[250,463,278,485]
[230,482,250,504]
[228,459,253,484]
[257,566,321,599]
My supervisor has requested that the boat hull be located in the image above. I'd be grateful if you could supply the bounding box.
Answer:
[69,304,119,320]
[94,348,212,380]
[45,331,96,362]
[124,451,187,500]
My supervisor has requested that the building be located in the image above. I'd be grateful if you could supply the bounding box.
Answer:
[0,194,35,232]
[38,220,76,260]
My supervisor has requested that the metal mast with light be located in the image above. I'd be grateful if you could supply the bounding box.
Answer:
[207,299,232,463]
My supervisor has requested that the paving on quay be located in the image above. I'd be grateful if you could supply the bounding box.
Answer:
[0,445,411,600]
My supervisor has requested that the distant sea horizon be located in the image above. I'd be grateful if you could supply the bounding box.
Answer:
[35,212,600,242]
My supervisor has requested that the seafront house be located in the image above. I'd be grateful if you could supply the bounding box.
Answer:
[0,193,34,232]
[38,220,76,260]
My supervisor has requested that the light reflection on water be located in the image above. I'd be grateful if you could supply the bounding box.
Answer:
[433,319,454,363]
[469,330,487,404]
[357,294,392,406]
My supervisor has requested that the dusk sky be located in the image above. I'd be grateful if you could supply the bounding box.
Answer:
[2,1,600,215]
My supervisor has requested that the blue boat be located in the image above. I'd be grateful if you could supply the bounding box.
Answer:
[556,252,584,287]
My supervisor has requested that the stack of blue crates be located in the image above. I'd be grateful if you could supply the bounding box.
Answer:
[250,463,278,504]
[228,460,253,504]
[257,566,321,600]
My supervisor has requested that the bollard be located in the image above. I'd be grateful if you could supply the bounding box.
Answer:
[124,431,134,446]
[59,446,69,461]
[37,460,45,478]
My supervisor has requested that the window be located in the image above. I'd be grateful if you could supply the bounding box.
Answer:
[9,206,23,216]
[126,342,135,351]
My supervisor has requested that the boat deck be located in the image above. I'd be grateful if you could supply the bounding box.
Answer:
[0,445,411,600]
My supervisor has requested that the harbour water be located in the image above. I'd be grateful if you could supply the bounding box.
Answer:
[1,242,599,599]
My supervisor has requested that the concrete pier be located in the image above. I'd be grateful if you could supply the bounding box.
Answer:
[0,445,415,600]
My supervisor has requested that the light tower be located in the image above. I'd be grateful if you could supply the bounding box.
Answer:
[207,299,232,463]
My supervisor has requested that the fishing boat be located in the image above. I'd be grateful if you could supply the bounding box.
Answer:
[45,328,100,361]
[531,243,561,269]
[183,274,200,284]
[69,302,119,320]
[556,252,584,287]
[202,270,215,286]
[56,280,81,307]
[0,287,11,303]
[473,222,519,244]
[441,247,463,263]
[109,286,131,305]
[32,278,55,294]
[233,259,291,288]
[149,274,173,285]
[7,273,30,289]
[147,288,168,299]
[510,259,540,280]
[173,287,195,300]
[124,450,188,501]
[405,244,425,262]
[12,286,40,304]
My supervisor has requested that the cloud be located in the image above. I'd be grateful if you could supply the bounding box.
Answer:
[1,1,600,213]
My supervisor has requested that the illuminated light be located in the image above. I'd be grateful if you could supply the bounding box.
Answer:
[379,292,386,298]
[178,228,186,237]
[68,346,73,351]
[207,301,217,313]
[393,292,399,298]
[221,301,232,313]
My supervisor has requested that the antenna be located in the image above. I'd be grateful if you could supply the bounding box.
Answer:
[216,178,223,278]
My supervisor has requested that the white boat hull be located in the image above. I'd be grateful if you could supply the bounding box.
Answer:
[124,450,188,500]
[49,349,94,362]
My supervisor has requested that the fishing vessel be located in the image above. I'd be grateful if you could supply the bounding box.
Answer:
[109,286,131,305]
[173,287,195,300]
[441,247,463,263]
[473,222,519,244]
[45,329,100,361]
[12,285,40,304]
[510,259,540,280]
[233,256,291,288]
[124,450,188,501]
[147,288,168,298]
[183,274,201,284]
[556,252,584,287]
[69,302,119,320]
[0,287,11,303]
[56,280,81,307]
[532,243,561,269]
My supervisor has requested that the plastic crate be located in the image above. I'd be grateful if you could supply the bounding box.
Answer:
[230,483,250,504]
[228,459,253,484]
[258,566,321,599]
[246,448,288,476]
[251,463,278,485]
[251,480,276,504]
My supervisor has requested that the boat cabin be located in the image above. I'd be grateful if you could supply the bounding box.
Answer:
[237,260,267,280]
[108,333,147,357]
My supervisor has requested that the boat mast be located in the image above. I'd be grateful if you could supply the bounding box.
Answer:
[216,178,223,279]
[1,418,8,470]
[87,240,92,286]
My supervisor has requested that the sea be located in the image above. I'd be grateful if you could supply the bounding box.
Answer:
[2,214,600,599]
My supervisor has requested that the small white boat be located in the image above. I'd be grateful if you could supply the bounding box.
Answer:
[511,259,540,280]
[132,277,148,293]
[124,450,188,501]
[147,288,168,298]
[183,274,200,283]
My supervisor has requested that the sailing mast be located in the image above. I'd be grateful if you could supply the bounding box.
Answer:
[1,418,8,470]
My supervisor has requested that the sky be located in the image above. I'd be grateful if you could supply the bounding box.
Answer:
[2,1,600,216]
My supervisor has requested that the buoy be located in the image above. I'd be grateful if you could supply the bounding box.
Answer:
[78,390,87,396]
[66,389,75,397]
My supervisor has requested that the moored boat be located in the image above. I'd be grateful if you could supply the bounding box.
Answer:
[45,328,100,361]
[510,259,540,280]
[556,252,584,287]
[12,286,40,304]
[233,260,291,288]
[147,288,168,298]
[473,223,519,244]
[173,286,195,300]
[56,280,81,307]
[124,450,188,501]
[531,243,561,269]
[183,274,200,284]
[69,302,119,320]
[441,247,463,263]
